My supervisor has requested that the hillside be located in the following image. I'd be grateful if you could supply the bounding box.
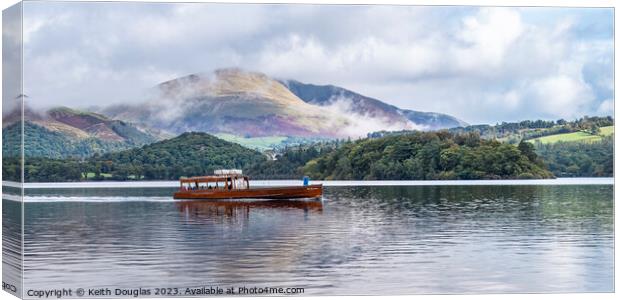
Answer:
[366,116,613,178]
[214,133,331,151]
[85,132,267,181]
[13,129,558,182]
[10,132,268,182]
[282,79,468,130]
[535,136,612,177]
[46,106,160,144]
[447,116,613,143]
[2,122,139,159]
[529,126,613,144]
[214,134,288,151]
[2,106,161,158]
[529,125,613,177]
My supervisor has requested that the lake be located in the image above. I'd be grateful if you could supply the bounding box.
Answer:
[3,183,614,296]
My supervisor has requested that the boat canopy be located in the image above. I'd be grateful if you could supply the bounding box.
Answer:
[179,175,248,183]
[214,169,243,175]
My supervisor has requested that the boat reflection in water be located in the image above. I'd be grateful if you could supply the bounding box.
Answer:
[176,199,323,223]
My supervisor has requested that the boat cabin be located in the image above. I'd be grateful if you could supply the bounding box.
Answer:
[174,169,322,200]
[179,174,250,191]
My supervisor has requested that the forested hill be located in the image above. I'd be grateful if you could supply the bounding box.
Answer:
[89,132,267,180]
[361,116,613,178]
[10,130,555,182]
[251,131,554,180]
[367,116,613,143]
[2,121,154,159]
[14,132,267,182]
[2,106,162,159]
[535,137,613,177]
[453,116,612,143]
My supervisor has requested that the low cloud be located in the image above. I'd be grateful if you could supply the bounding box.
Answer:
[323,96,426,138]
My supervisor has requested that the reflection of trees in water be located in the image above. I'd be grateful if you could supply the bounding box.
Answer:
[340,185,538,202]
[327,185,612,224]
[176,200,323,223]
[2,199,23,293]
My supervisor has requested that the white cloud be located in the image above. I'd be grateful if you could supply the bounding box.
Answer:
[528,75,595,118]
[597,99,614,115]
[324,96,425,137]
[455,8,524,69]
[18,3,613,124]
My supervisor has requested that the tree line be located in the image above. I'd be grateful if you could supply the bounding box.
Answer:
[301,132,552,180]
[3,125,611,182]
[535,137,613,177]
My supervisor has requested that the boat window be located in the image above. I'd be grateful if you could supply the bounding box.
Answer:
[235,178,247,189]
[183,182,196,190]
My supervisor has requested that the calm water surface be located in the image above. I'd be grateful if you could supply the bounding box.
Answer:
[4,185,614,295]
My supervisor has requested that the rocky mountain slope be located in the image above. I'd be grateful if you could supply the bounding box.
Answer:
[102,68,467,138]
[103,69,350,137]
[2,106,161,158]
[281,79,468,130]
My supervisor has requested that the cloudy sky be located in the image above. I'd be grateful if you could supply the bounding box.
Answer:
[19,2,613,124]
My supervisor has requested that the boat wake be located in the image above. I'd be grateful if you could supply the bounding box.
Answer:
[4,195,324,203]
[4,195,175,203]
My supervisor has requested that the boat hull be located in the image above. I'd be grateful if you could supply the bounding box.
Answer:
[173,184,323,200]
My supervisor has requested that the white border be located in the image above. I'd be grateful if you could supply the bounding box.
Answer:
[0,1,617,300]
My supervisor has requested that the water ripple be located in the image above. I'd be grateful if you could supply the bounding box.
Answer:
[3,185,613,295]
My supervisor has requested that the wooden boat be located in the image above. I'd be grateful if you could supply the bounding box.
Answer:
[173,170,322,200]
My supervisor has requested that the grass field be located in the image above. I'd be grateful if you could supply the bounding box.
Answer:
[215,134,288,150]
[84,173,144,179]
[530,126,614,144]
[599,126,614,136]
[85,172,112,179]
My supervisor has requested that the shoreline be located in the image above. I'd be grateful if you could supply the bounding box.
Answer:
[2,177,614,189]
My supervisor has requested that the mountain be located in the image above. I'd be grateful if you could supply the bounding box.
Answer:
[400,110,468,130]
[281,80,468,130]
[4,68,470,159]
[45,107,163,144]
[102,68,467,139]
[2,106,161,158]
[103,68,350,138]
